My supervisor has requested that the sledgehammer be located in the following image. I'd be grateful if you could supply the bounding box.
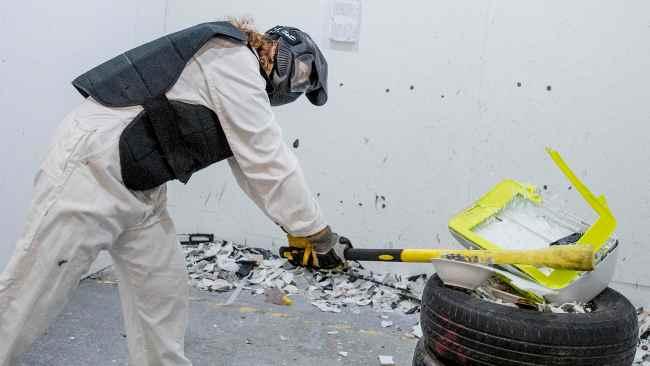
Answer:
[279,245,595,271]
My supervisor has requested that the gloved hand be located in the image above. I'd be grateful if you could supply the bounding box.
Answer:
[285,226,352,270]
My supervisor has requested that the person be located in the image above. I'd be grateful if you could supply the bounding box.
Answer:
[0,19,350,366]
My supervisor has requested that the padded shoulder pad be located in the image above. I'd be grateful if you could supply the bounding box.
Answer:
[72,21,247,107]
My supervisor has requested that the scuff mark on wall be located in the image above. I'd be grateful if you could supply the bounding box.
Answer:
[203,192,212,207]
[374,194,388,210]
[216,182,228,206]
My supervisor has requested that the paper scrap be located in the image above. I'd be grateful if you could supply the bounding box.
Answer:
[378,355,395,365]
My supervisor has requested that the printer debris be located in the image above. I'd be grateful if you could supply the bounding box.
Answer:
[184,239,425,315]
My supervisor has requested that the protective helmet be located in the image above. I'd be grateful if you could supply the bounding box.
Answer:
[264,26,328,106]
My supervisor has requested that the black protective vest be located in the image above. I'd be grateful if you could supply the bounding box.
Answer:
[72,22,248,191]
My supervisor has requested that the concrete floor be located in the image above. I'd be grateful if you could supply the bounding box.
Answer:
[18,277,419,366]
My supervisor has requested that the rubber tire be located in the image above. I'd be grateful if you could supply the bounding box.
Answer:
[421,275,638,366]
[413,339,446,366]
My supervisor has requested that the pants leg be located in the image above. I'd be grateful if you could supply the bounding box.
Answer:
[110,210,191,366]
[0,113,174,365]
[0,165,120,366]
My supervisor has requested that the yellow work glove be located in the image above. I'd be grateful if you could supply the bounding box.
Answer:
[286,226,352,270]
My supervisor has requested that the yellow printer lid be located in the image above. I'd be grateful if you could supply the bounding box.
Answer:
[448,148,617,289]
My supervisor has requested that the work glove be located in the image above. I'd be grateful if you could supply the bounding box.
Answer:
[284,226,352,270]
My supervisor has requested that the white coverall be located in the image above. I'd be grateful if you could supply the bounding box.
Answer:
[0,37,326,366]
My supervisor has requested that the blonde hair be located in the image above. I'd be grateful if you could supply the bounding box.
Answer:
[230,17,277,75]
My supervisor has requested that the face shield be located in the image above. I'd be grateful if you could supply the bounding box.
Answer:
[289,54,314,94]
[264,26,328,107]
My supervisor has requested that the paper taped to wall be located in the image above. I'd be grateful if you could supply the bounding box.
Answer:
[328,0,362,43]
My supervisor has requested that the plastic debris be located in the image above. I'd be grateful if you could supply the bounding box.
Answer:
[265,288,293,306]
[378,355,395,365]
[327,330,339,335]
[338,351,348,357]
[639,308,650,339]
[471,277,593,313]
[217,257,240,273]
[312,300,341,313]
[634,308,650,365]
[380,320,393,328]
[183,238,426,316]
[281,272,294,285]
[283,285,301,295]
[412,323,423,338]
[197,278,233,292]
[548,302,590,314]
[635,339,650,365]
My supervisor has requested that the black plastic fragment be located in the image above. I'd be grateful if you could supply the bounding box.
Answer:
[236,261,256,278]
[549,232,583,246]
[180,233,215,245]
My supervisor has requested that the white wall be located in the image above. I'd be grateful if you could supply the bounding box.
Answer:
[1,1,648,305]
[0,0,169,272]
